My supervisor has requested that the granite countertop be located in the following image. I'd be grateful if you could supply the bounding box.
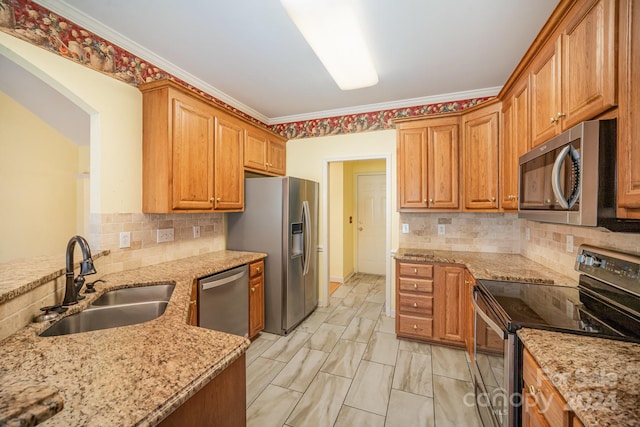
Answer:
[518,328,640,427]
[394,247,577,285]
[0,250,266,426]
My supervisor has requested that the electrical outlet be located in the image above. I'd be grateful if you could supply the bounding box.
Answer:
[566,234,574,253]
[119,231,131,248]
[526,227,530,241]
[157,228,174,243]
[402,223,409,234]
[193,225,201,238]
[438,224,445,235]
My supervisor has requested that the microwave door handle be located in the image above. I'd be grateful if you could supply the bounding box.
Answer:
[552,145,572,209]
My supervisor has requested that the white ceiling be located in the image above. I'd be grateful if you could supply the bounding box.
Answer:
[37,0,559,124]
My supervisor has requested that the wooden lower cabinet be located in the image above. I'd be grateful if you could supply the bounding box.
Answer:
[248,260,265,339]
[159,353,246,427]
[396,260,465,346]
[522,349,583,427]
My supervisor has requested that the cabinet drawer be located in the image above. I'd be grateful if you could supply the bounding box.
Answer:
[397,314,433,338]
[523,349,570,427]
[249,260,264,278]
[398,262,434,278]
[399,277,434,293]
[398,293,433,315]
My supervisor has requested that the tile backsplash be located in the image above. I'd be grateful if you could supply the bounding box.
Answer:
[520,220,640,281]
[399,213,521,253]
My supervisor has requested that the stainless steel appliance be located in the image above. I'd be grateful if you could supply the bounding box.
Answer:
[518,119,640,232]
[227,176,319,335]
[198,265,249,337]
[472,245,640,427]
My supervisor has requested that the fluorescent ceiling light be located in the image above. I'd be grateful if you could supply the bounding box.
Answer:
[281,0,379,91]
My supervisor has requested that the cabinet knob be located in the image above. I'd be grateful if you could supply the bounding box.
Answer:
[413,268,418,274]
[256,267,261,273]
[557,112,566,119]
[210,198,215,202]
[413,324,418,330]
[189,300,196,305]
[491,197,496,201]
[413,283,418,289]
[528,384,536,395]
[550,117,557,124]
[216,197,221,202]
[465,280,470,285]
[251,287,255,293]
[423,199,427,203]
[413,302,418,308]
[429,198,434,203]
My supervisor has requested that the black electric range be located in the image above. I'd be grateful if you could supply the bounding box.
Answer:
[476,245,640,343]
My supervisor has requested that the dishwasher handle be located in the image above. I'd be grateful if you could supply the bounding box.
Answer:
[201,270,246,291]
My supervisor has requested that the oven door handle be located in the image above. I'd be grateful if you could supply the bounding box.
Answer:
[472,296,507,339]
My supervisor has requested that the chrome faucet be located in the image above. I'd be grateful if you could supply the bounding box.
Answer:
[62,235,97,306]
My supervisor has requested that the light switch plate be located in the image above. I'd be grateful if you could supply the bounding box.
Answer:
[438,224,445,235]
[119,231,131,248]
[193,225,200,238]
[402,223,409,234]
[566,234,574,253]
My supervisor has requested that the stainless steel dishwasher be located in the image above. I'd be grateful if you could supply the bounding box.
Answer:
[198,264,248,338]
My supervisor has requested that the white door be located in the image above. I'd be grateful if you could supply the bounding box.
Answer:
[356,174,386,274]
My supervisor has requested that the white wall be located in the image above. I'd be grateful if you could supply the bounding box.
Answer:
[286,129,398,309]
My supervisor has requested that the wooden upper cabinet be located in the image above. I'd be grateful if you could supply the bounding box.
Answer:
[140,79,250,213]
[618,0,640,214]
[171,93,216,211]
[501,78,530,211]
[530,38,562,147]
[530,0,616,147]
[398,126,428,209]
[562,0,616,128]
[397,116,459,211]
[244,127,287,176]
[213,113,244,211]
[462,102,500,211]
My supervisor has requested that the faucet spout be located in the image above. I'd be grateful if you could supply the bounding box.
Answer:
[62,235,97,306]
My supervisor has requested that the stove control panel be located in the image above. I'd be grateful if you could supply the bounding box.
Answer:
[576,245,640,296]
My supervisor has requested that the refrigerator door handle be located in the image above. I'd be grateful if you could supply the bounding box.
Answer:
[302,200,311,276]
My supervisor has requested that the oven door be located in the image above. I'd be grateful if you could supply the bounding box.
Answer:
[473,289,517,427]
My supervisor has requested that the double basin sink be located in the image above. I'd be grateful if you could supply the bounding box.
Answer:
[40,284,175,337]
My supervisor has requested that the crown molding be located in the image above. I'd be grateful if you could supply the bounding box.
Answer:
[34,0,271,124]
[267,86,502,125]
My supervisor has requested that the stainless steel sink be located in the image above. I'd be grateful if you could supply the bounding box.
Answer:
[40,302,169,337]
[91,283,175,306]
[39,283,175,337]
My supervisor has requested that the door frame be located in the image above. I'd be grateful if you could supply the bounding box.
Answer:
[355,172,386,275]
[322,154,392,316]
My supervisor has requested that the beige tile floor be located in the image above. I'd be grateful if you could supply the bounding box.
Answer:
[246,273,483,427]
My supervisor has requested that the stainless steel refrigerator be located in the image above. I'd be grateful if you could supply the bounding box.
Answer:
[227,176,318,335]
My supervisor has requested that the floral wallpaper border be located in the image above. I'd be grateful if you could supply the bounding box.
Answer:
[1,0,494,139]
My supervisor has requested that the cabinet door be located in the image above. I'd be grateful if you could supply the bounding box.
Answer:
[618,0,640,212]
[435,265,465,343]
[244,129,268,172]
[464,271,475,361]
[501,79,529,211]
[249,276,264,338]
[267,138,286,176]
[530,39,562,147]
[561,0,616,129]
[213,115,244,211]
[428,118,460,209]
[463,104,500,210]
[171,95,215,210]
[398,127,428,208]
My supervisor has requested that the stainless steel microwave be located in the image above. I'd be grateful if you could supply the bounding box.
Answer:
[518,119,640,232]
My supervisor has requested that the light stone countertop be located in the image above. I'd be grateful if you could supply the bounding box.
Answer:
[518,328,640,427]
[394,247,577,285]
[0,250,266,426]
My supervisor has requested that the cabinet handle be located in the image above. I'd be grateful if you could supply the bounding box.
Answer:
[413,283,418,289]
[413,324,418,330]
[528,384,536,395]
[413,302,418,308]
